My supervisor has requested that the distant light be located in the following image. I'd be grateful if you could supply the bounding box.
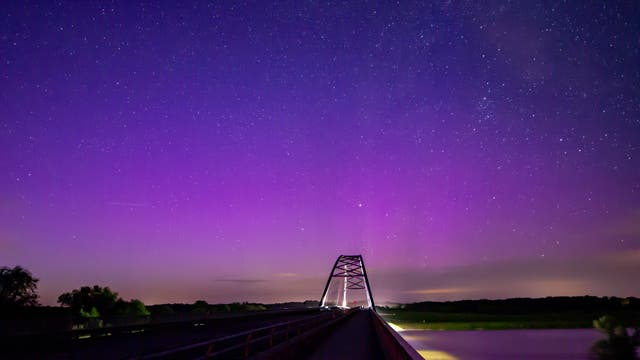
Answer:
[417,350,458,360]
[387,322,404,332]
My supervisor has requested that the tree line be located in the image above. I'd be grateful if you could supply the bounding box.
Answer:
[1,266,149,323]
[386,296,640,314]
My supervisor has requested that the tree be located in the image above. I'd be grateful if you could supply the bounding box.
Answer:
[0,266,39,307]
[590,315,639,359]
[114,298,150,317]
[58,285,151,325]
[57,285,119,318]
[128,299,150,316]
[154,304,174,315]
[193,300,209,314]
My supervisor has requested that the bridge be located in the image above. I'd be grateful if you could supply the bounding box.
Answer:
[2,255,422,359]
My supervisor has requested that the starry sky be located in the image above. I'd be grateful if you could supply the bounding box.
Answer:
[1,1,639,306]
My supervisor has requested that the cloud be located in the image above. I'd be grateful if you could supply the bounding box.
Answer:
[403,287,472,295]
[276,272,297,277]
[214,279,267,283]
[107,201,147,207]
[36,249,639,306]
[601,210,640,240]
[372,249,640,303]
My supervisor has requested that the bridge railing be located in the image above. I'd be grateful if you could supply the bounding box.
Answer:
[141,308,353,359]
[370,310,423,360]
[253,308,422,359]
[1,308,322,358]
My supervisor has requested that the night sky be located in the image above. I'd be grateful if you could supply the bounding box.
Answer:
[1,1,639,305]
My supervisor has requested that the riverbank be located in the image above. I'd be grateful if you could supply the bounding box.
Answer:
[380,311,639,330]
[378,296,640,330]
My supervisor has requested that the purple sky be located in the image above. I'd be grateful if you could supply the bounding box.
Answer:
[1,1,639,305]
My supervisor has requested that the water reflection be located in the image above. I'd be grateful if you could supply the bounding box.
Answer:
[401,329,602,360]
[417,350,459,360]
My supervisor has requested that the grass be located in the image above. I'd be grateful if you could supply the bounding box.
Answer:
[380,311,597,330]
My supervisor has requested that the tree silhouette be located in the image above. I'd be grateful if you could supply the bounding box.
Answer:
[57,285,119,318]
[0,266,39,307]
[114,298,150,317]
[58,285,151,326]
[590,315,639,360]
[193,300,209,314]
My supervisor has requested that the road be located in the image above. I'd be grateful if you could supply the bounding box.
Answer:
[301,310,385,360]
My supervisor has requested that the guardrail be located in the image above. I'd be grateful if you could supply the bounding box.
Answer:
[250,309,421,360]
[140,309,353,359]
[251,308,358,359]
[370,310,423,360]
[3,308,420,359]
[1,308,321,358]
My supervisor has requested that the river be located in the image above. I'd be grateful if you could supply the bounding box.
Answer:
[398,328,604,359]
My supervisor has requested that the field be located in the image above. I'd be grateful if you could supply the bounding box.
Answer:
[380,310,639,330]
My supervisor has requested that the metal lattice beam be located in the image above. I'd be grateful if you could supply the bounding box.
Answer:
[319,255,376,311]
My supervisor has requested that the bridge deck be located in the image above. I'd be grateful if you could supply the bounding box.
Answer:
[3,308,421,359]
[1,309,323,359]
[302,310,385,360]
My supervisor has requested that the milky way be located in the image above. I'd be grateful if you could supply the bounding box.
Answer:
[1,1,639,304]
